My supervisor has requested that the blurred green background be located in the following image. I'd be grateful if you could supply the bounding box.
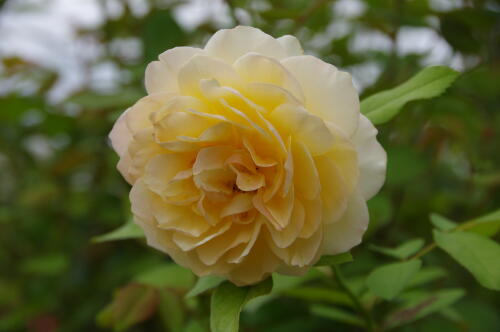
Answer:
[0,0,499,331]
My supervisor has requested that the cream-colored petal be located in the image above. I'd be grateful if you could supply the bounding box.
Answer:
[225,219,263,264]
[204,26,287,64]
[299,196,322,238]
[281,137,294,197]
[324,122,359,197]
[172,221,231,251]
[277,35,303,57]
[322,192,368,255]
[269,103,335,156]
[226,233,280,286]
[270,226,322,267]
[145,61,171,94]
[178,55,241,97]
[220,193,254,218]
[230,164,265,191]
[143,152,194,197]
[109,108,132,157]
[218,98,268,137]
[150,95,209,125]
[126,92,176,133]
[234,53,304,102]
[352,115,387,200]
[282,55,359,135]
[196,191,231,225]
[118,128,165,184]
[145,46,204,93]
[154,111,217,145]
[194,169,236,195]
[152,199,211,237]
[158,46,205,71]
[244,82,301,111]
[130,179,155,222]
[288,228,322,267]
[254,187,294,230]
[178,122,234,144]
[242,135,278,167]
[195,223,254,265]
[292,141,320,200]
[193,146,234,174]
[314,155,348,224]
[265,199,304,248]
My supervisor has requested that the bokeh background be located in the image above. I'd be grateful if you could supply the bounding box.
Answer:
[0,0,499,331]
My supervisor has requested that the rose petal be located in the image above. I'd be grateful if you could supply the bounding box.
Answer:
[292,141,320,200]
[282,55,359,135]
[178,55,241,97]
[269,103,335,156]
[145,46,204,94]
[234,53,304,102]
[314,155,348,224]
[109,108,133,157]
[265,199,304,248]
[322,192,369,254]
[352,115,387,200]
[204,26,286,64]
[277,35,303,57]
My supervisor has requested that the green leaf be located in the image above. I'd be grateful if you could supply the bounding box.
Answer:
[210,278,273,332]
[272,269,324,292]
[430,213,458,231]
[97,283,159,331]
[468,208,500,237]
[315,252,353,266]
[310,305,365,327]
[186,276,225,298]
[434,230,500,290]
[20,253,68,276]
[283,287,353,307]
[407,267,447,288]
[92,219,144,243]
[384,288,465,329]
[370,238,425,260]
[158,289,184,332]
[183,320,205,332]
[366,260,422,300]
[135,264,195,290]
[361,66,460,124]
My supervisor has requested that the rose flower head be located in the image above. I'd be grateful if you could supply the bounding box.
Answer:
[109,26,386,286]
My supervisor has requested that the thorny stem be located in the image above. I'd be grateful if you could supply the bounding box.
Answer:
[332,265,376,332]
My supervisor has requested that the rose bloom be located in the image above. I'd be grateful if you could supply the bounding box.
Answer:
[109,26,386,286]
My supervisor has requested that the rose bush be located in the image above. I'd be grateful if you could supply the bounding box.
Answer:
[109,26,386,286]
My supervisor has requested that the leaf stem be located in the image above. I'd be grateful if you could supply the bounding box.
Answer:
[332,265,376,332]
[408,219,485,261]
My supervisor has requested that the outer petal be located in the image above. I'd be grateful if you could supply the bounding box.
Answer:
[177,55,242,97]
[322,192,368,255]
[352,115,387,200]
[277,35,303,57]
[145,61,171,94]
[109,109,132,157]
[204,26,287,64]
[269,103,335,156]
[145,46,204,94]
[234,53,304,102]
[281,55,359,136]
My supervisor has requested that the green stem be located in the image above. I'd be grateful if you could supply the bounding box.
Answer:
[408,219,485,261]
[332,265,376,332]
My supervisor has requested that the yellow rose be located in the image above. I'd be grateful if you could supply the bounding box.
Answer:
[109,26,386,286]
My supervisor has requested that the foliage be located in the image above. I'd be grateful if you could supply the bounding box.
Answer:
[1,0,499,331]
